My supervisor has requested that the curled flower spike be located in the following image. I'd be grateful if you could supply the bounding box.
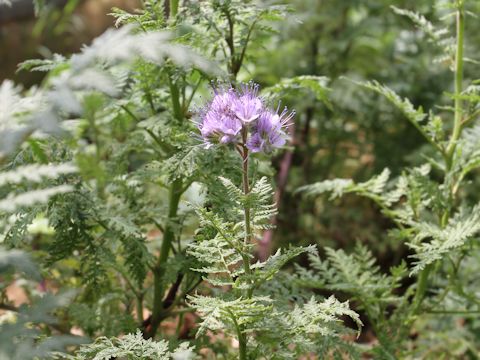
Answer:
[197,82,294,153]
[247,108,294,153]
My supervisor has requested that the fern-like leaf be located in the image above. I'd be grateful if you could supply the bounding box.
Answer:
[188,208,244,286]
[0,163,77,187]
[187,295,272,337]
[0,185,73,213]
[55,330,194,360]
[409,205,480,274]
[263,75,332,108]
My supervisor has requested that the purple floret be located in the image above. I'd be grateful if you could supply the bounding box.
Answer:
[246,108,293,153]
[197,82,293,153]
[231,83,264,124]
[198,88,242,147]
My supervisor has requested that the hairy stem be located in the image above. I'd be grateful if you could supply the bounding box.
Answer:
[230,131,255,359]
[242,155,251,245]
[169,75,183,121]
[411,3,465,317]
[446,6,465,162]
[240,130,254,299]
[228,309,247,360]
[411,263,432,315]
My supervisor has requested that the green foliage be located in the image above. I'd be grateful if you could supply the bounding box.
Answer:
[0,293,83,360]
[298,168,391,203]
[0,247,39,281]
[298,244,406,300]
[4,0,319,357]
[0,80,51,159]
[188,208,244,287]
[182,0,291,78]
[110,0,165,30]
[56,330,195,360]
[391,5,455,66]
[3,0,480,358]
[277,295,361,343]
[1,6,223,352]
[188,295,272,337]
[351,80,449,152]
[355,80,427,124]
[297,244,407,315]
[18,54,67,73]
[0,248,83,360]
[0,162,76,214]
[296,2,480,357]
[295,244,410,357]
[0,163,76,186]
[408,205,480,274]
[252,245,316,284]
[263,75,332,109]
[189,172,359,357]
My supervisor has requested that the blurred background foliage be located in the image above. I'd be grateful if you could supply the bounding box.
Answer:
[2,0,480,357]
[249,0,480,261]
[2,0,477,257]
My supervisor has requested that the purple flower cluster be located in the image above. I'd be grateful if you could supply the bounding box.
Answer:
[198,83,293,153]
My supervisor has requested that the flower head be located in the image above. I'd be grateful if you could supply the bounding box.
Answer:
[197,82,293,153]
[198,88,242,147]
[231,83,263,124]
[246,107,293,153]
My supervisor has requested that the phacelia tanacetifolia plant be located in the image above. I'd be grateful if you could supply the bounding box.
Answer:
[198,83,292,152]
[188,83,361,359]
[298,1,480,357]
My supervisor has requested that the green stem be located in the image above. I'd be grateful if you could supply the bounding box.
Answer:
[446,5,465,161]
[88,110,106,199]
[240,130,253,299]
[168,76,183,121]
[147,179,183,338]
[411,263,432,315]
[223,8,237,79]
[170,0,179,18]
[136,294,144,324]
[227,309,247,360]
[238,333,247,360]
[237,17,260,74]
[411,3,465,318]
[461,108,480,128]
[143,87,156,114]
[184,77,203,111]
[175,312,184,337]
[242,151,251,246]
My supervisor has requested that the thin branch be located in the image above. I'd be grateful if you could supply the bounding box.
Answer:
[237,15,261,73]
[184,77,203,111]
[0,302,18,312]
[461,107,480,127]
